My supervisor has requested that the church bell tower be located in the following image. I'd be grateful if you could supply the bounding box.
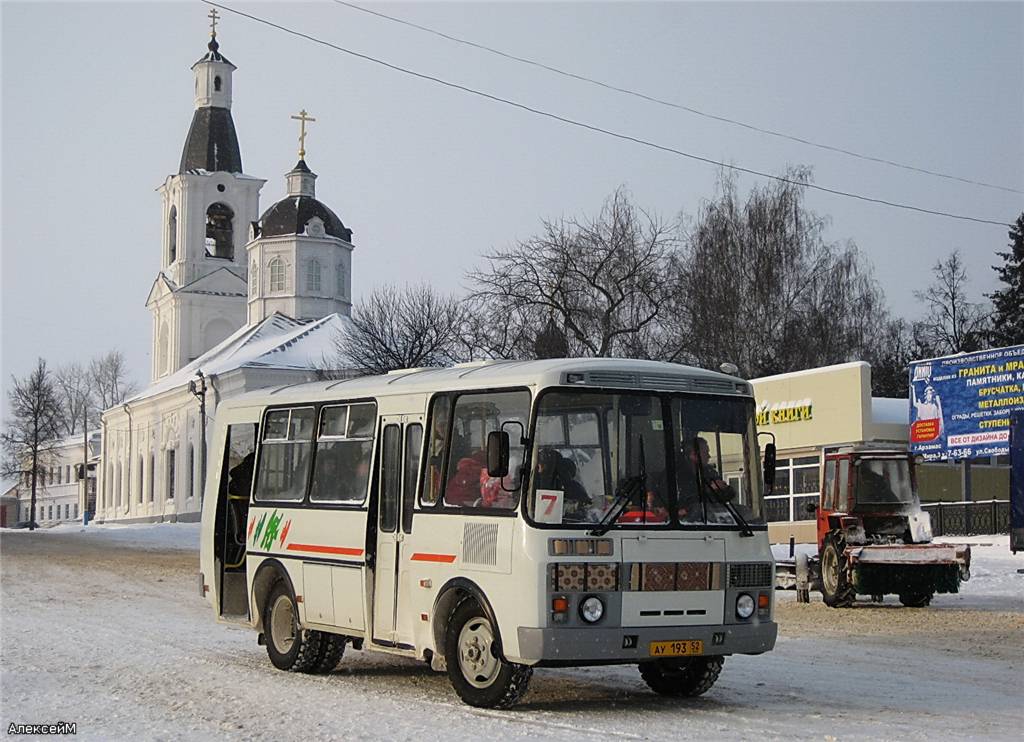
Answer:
[147,10,266,381]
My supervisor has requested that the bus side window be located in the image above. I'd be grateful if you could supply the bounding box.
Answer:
[254,407,315,502]
[421,395,451,506]
[402,424,423,533]
[380,425,402,533]
[443,390,530,510]
[310,402,376,503]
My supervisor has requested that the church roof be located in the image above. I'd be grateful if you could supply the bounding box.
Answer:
[258,195,353,241]
[125,312,353,404]
[179,107,243,174]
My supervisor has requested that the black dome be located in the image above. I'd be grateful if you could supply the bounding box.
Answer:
[258,196,352,242]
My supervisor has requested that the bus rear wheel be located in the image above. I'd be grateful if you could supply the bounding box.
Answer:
[263,580,322,673]
[639,656,724,697]
[444,597,532,709]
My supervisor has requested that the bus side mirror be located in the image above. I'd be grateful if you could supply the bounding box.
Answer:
[487,431,510,478]
[763,443,777,496]
[804,501,819,515]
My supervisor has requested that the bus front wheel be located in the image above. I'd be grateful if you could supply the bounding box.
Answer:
[263,580,322,673]
[444,597,532,708]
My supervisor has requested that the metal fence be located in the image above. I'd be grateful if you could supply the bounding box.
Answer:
[921,500,1011,536]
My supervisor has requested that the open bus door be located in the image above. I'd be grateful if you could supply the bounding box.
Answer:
[212,421,258,619]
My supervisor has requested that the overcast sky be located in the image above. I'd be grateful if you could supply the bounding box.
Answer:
[2,1,1022,401]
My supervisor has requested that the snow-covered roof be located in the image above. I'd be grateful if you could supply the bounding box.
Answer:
[50,431,102,451]
[872,397,908,427]
[125,312,352,404]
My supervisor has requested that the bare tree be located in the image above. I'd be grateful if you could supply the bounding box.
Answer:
[669,169,887,377]
[469,188,678,359]
[54,362,95,436]
[333,284,467,375]
[1,359,62,529]
[89,350,138,412]
[913,250,988,356]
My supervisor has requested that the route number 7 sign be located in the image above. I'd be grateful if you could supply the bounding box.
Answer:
[535,489,564,524]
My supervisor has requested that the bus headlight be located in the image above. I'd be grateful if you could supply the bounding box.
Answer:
[579,596,604,623]
[736,593,755,619]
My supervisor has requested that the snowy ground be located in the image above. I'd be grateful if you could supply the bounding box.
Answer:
[2,525,1022,741]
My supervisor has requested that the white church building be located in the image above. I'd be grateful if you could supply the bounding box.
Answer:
[97,22,356,523]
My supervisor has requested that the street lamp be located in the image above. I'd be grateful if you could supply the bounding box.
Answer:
[189,371,208,503]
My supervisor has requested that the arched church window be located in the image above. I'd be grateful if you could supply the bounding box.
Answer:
[158,324,170,377]
[306,259,322,293]
[336,264,348,299]
[250,261,258,297]
[269,257,287,292]
[138,455,144,504]
[214,76,222,92]
[205,203,234,259]
[168,206,177,264]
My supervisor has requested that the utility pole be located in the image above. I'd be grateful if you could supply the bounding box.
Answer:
[189,371,208,503]
[82,407,88,524]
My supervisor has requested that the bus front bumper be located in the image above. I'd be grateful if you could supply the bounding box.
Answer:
[515,621,777,666]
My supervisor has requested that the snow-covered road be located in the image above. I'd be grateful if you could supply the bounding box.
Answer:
[2,525,1022,741]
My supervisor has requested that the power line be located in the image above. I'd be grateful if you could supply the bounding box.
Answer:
[333,0,1023,197]
[204,1,1010,227]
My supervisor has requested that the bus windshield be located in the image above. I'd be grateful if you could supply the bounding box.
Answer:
[528,390,764,529]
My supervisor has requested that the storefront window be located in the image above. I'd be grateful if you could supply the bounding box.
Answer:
[764,453,820,522]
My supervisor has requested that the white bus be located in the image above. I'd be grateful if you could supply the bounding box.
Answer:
[200,358,778,708]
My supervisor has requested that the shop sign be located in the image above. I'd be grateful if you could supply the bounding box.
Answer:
[909,344,1024,461]
[756,399,813,426]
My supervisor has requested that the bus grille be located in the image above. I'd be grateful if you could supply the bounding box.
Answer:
[728,562,773,588]
[463,522,499,566]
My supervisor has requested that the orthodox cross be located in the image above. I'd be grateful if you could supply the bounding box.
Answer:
[208,8,220,37]
[291,109,316,159]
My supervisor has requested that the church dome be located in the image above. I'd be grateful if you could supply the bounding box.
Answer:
[256,160,353,241]
[258,196,352,241]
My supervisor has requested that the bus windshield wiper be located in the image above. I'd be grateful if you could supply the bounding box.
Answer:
[590,436,646,536]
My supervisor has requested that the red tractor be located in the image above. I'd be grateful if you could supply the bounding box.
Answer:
[808,446,971,608]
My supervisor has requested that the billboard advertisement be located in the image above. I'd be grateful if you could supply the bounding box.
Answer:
[908,344,1024,461]
[1011,411,1023,553]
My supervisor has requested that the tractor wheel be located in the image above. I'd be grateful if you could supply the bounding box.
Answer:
[638,656,725,697]
[820,535,856,608]
[898,592,933,608]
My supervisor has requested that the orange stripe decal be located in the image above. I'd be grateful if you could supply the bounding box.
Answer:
[286,543,364,557]
[410,552,457,563]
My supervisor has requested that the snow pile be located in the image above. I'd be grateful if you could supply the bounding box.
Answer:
[7,521,202,551]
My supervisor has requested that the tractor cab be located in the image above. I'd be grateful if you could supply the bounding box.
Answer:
[814,447,932,552]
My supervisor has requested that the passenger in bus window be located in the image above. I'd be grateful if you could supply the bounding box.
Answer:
[228,452,255,498]
[677,436,735,520]
[445,449,487,506]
